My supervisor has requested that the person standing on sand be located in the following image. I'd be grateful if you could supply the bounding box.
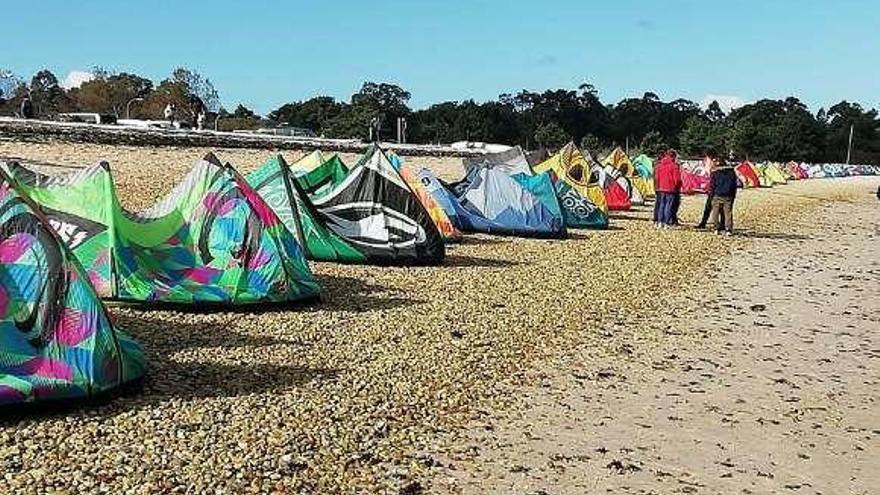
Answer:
[696,151,722,228]
[652,154,666,226]
[669,149,683,225]
[708,159,738,235]
[654,150,681,228]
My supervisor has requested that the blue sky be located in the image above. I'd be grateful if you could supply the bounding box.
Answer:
[4,0,878,114]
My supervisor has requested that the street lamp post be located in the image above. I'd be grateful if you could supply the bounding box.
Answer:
[846,124,854,165]
[125,97,144,119]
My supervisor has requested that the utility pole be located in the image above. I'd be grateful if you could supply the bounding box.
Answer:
[846,124,854,164]
[369,117,380,143]
[396,117,407,144]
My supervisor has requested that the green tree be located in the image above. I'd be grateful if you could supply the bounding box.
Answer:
[69,71,153,117]
[822,101,880,163]
[580,133,603,154]
[171,67,220,113]
[215,104,261,131]
[268,96,346,135]
[704,100,725,122]
[320,82,412,140]
[29,69,71,116]
[678,116,728,157]
[638,130,668,156]
[141,78,189,120]
[534,122,569,149]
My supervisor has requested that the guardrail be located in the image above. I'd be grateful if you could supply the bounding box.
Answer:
[0,117,487,158]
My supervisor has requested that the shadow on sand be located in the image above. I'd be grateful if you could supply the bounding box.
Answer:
[0,313,338,422]
[458,235,509,246]
[313,274,427,312]
[610,213,654,222]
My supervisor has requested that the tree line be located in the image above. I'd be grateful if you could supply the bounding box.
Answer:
[1,67,878,163]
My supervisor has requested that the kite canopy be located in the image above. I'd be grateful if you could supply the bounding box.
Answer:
[749,161,773,187]
[807,164,826,178]
[386,153,462,242]
[548,176,609,229]
[305,146,446,265]
[630,155,656,199]
[760,163,788,185]
[631,175,654,200]
[602,147,635,177]
[289,150,326,174]
[735,161,761,188]
[591,165,632,211]
[462,146,533,176]
[681,159,710,194]
[3,156,320,305]
[296,154,349,198]
[614,174,645,206]
[632,154,654,178]
[785,161,808,180]
[246,156,367,263]
[448,166,566,238]
[603,147,650,202]
[532,143,609,228]
[0,169,145,407]
[416,168,479,231]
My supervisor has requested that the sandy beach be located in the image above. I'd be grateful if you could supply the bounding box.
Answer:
[0,140,877,494]
[434,180,879,494]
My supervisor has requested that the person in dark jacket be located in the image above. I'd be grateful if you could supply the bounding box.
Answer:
[697,151,724,228]
[709,162,738,234]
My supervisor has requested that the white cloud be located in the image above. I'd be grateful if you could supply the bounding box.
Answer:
[700,94,746,113]
[61,70,95,89]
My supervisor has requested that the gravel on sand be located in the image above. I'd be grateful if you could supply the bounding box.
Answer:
[1,140,875,494]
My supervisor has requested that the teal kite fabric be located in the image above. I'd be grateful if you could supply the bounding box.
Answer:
[547,178,609,229]
[3,156,320,305]
[1,168,145,406]
[632,154,654,178]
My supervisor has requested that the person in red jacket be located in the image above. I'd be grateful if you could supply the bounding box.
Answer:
[653,150,682,227]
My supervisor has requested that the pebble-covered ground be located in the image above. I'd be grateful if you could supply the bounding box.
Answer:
[0,140,875,494]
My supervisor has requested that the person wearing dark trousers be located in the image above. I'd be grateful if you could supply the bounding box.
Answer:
[697,153,721,228]
[668,149,682,225]
[708,162,738,235]
[670,191,681,225]
[652,182,663,224]
[654,150,681,228]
